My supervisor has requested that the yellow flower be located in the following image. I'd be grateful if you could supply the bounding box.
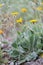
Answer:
[0,30,3,34]
[21,8,27,12]
[11,12,19,16]
[30,19,37,23]
[37,6,43,11]
[16,18,23,23]
[39,53,43,58]
[0,4,4,7]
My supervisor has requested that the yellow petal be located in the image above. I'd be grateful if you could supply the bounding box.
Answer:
[11,12,19,16]
[0,4,4,7]
[16,18,23,23]
[37,6,43,11]
[21,8,27,12]
[30,19,37,23]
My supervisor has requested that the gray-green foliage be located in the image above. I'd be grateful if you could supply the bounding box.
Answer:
[10,22,43,64]
[0,0,43,64]
[0,48,3,64]
[0,41,9,65]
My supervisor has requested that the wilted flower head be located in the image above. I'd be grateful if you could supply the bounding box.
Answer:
[39,53,43,58]
[0,30,3,34]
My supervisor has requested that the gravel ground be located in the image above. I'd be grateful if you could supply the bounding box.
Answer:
[21,58,43,65]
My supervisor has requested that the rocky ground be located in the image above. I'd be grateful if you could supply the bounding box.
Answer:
[21,58,43,65]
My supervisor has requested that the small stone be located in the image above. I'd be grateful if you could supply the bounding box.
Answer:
[10,62,14,65]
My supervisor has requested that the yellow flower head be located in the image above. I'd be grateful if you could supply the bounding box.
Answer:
[21,8,27,12]
[11,12,19,16]
[37,6,43,11]
[0,30,3,34]
[39,53,43,58]
[16,17,23,23]
[30,19,37,23]
[0,4,4,7]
